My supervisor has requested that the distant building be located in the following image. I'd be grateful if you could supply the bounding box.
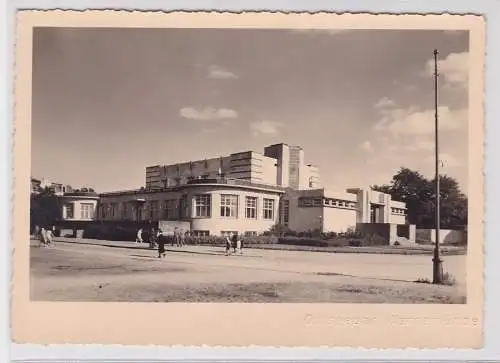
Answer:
[31,177,74,196]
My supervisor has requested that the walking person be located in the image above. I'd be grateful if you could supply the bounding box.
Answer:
[157,229,166,258]
[136,228,143,243]
[149,227,156,249]
[179,230,185,247]
[231,232,239,255]
[39,227,47,247]
[236,233,243,255]
[45,227,54,247]
[225,234,232,256]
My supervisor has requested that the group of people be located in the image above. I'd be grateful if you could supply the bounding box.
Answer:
[135,227,244,258]
[33,225,56,248]
[135,227,188,259]
[225,232,243,256]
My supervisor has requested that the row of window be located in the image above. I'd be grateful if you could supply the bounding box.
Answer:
[99,195,276,221]
[391,208,406,215]
[194,194,275,220]
[192,230,258,237]
[298,197,357,209]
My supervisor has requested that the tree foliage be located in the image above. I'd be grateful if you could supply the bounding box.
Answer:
[30,187,63,231]
[372,167,467,228]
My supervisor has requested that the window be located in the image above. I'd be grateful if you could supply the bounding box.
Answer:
[192,230,209,237]
[245,196,258,219]
[220,194,238,218]
[65,204,74,219]
[110,203,117,217]
[263,198,275,220]
[283,200,289,224]
[149,201,159,219]
[194,194,211,217]
[244,231,257,237]
[221,230,238,237]
[121,203,128,219]
[80,203,94,219]
[162,199,177,219]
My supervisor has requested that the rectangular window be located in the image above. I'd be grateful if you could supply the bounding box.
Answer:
[220,194,238,218]
[192,230,209,237]
[263,198,275,220]
[66,204,74,219]
[245,196,258,219]
[162,199,177,219]
[221,230,238,237]
[80,203,94,219]
[110,203,117,217]
[149,201,159,219]
[194,194,211,218]
[244,231,257,237]
[121,203,128,219]
[283,199,289,224]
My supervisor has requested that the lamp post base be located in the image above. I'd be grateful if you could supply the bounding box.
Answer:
[432,256,444,284]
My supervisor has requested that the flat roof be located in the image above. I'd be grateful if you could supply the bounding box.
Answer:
[100,180,286,197]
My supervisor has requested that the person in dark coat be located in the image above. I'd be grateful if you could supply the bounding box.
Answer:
[157,229,166,258]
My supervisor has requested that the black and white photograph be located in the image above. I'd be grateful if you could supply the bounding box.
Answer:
[12,11,485,348]
[28,25,472,304]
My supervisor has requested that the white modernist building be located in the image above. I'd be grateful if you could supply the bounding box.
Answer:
[97,143,410,239]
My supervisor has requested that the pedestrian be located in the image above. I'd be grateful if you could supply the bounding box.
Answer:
[149,227,156,249]
[39,227,47,247]
[225,234,232,256]
[157,229,166,258]
[45,227,54,247]
[136,228,143,243]
[236,233,243,255]
[34,225,40,240]
[179,230,185,247]
[231,232,238,254]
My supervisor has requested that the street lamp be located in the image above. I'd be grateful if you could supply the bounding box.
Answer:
[432,49,444,284]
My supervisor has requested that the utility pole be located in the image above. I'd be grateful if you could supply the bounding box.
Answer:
[432,49,443,284]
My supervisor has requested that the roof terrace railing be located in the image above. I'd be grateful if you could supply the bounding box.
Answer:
[185,177,286,191]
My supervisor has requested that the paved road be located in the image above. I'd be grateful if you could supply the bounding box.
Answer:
[34,237,467,288]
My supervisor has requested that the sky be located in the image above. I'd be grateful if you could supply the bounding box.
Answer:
[31,28,469,193]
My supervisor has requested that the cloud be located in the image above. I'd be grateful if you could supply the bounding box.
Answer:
[425,51,469,89]
[360,141,374,152]
[208,66,238,79]
[250,120,284,136]
[374,97,396,109]
[374,106,467,136]
[179,107,238,121]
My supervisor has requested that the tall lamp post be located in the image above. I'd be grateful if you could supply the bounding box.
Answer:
[432,49,444,284]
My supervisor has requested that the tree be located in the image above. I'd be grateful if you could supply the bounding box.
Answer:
[30,187,63,231]
[372,167,467,229]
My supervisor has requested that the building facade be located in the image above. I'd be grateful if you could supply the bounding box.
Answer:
[284,188,407,234]
[60,191,100,221]
[95,143,411,238]
[145,143,322,191]
[98,178,284,237]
